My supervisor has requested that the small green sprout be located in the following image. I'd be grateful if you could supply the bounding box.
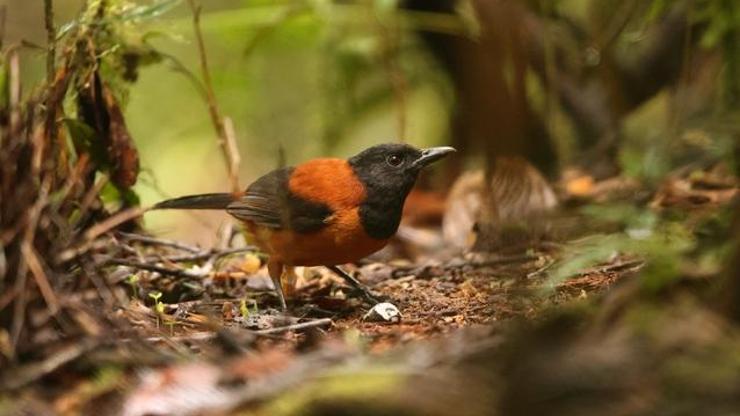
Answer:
[125,274,140,299]
[148,291,164,328]
[240,299,249,319]
[148,291,164,313]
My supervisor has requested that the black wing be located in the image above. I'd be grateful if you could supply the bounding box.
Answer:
[226,167,332,233]
[226,168,290,228]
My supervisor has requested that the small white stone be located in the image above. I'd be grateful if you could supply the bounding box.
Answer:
[363,302,402,323]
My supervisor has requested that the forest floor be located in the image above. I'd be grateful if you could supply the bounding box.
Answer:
[1,165,736,416]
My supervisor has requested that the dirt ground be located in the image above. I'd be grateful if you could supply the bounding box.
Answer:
[1,166,736,416]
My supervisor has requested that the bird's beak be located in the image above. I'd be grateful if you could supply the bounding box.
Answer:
[412,146,456,168]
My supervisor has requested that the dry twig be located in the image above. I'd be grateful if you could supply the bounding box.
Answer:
[118,232,201,253]
[186,0,241,193]
[160,246,257,263]
[43,0,55,82]
[106,259,205,279]
[254,318,333,335]
[83,206,148,242]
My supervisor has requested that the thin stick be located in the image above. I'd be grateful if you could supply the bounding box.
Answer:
[75,175,109,227]
[160,246,257,263]
[186,0,241,193]
[118,232,201,253]
[21,242,59,315]
[254,318,333,335]
[43,0,55,82]
[142,331,218,343]
[106,259,205,279]
[83,206,147,242]
[10,133,52,356]
[223,116,241,190]
[526,258,556,279]
[55,238,110,264]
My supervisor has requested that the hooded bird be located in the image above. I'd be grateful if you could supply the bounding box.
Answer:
[154,143,455,309]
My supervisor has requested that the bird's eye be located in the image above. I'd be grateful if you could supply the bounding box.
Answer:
[386,154,403,167]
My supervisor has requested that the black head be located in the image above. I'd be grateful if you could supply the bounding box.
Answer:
[348,143,455,192]
[348,143,455,239]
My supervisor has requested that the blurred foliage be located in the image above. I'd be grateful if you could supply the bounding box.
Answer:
[5,0,739,242]
[2,0,461,241]
[608,0,740,291]
[124,0,457,239]
[548,201,734,293]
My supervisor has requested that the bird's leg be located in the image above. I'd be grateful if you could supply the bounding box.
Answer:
[282,266,298,298]
[267,260,287,311]
[327,265,382,303]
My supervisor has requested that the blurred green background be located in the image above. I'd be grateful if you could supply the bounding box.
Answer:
[2,0,453,244]
[3,0,738,245]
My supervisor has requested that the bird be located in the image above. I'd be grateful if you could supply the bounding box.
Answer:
[154,143,455,310]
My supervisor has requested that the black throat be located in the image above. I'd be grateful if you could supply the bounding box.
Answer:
[349,167,417,240]
[358,181,410,239]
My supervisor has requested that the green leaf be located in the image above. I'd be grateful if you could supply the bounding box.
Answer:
[100,181,122,207]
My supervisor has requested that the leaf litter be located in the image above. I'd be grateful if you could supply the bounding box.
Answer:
[2,160,737,414]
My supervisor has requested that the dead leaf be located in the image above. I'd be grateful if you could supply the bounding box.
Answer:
[102,84,139,189]
[565,174,595,197]
[443,170,484,249]
[76,71,139,190]
[238,253,262,274]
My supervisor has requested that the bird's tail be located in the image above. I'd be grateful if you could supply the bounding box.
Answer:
[153,193,237,210]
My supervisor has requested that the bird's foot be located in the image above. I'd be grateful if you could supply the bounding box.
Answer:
[351,286,386,304]
[327,265,386,304]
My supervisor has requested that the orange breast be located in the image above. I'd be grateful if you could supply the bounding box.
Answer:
[244,208,387,266]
